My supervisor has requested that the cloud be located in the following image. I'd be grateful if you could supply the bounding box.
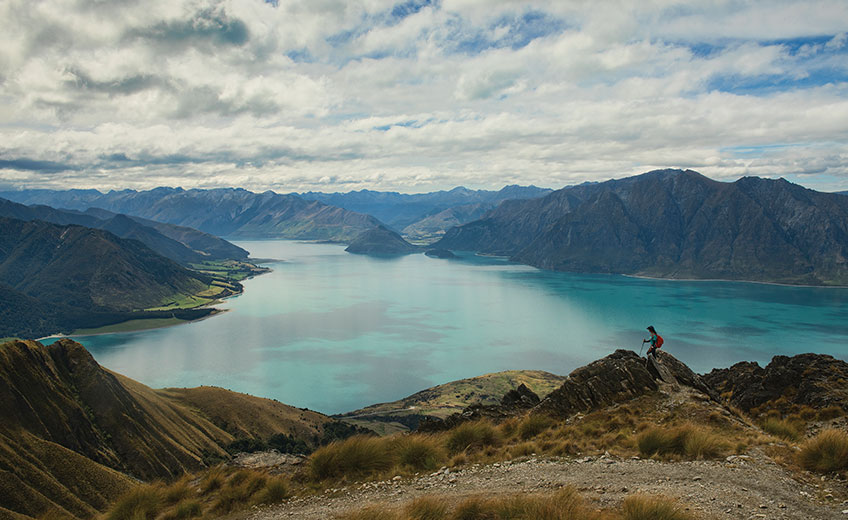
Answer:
[1,0,847,193]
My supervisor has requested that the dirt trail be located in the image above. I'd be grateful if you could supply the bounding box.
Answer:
[246,449,847,520]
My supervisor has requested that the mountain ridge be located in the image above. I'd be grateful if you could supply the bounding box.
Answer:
[0,197,248,265]
[0,188,384,242]
[437,169,848,285]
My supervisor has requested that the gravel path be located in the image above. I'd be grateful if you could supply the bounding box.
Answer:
[246,449,847,520]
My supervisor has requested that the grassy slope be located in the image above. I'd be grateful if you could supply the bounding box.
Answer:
[0,339,334,520]
[157,386,332,441]
[338,370,566,434]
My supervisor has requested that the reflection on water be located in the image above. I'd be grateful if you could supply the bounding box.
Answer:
[73,241,848,414]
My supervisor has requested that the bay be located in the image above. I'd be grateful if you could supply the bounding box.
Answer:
[72,241,848,415]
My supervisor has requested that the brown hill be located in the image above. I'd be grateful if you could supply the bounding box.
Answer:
[0,339,337,519]
[158,386,329,441]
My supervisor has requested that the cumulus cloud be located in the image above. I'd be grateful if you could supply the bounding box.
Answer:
[0,0,847,193]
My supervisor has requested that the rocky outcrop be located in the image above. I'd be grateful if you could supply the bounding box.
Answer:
[535,350,660,417]
[345,226,420,255]
[419,350,717,431]
[702,353,848,412]
[419,384,542,431]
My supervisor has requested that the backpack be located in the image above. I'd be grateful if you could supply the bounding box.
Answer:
[655,335,664,349]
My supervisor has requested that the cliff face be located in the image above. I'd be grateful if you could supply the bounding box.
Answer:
[437,170,848,285]
[702,353,848,412]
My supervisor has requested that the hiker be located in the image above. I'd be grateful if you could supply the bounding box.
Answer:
[643,326,663,357]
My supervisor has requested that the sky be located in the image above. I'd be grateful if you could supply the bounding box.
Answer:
[1,0,847,194]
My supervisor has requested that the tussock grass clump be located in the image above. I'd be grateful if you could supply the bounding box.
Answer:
[162,478,192,505]
[510,441,538,458]
[162,500,202,520]
[638,424,726,460]
[309,435,394,481]
[393,435,445,471]
[761,418,802,441]
[818,406,845,421]
[799,429,848,473]
[199,466,226,495]
[253,477,289,504]
[621,495,695,520]
[37,509,75,520]
[518,414,554,440]
[339,505,400,520]
[404,496,449,520]
[106,487,162,520]
[337,487,608,520]
[211,484,253,513]
[445,421,501,454]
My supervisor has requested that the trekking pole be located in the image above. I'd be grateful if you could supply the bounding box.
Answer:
[639,340,645,357]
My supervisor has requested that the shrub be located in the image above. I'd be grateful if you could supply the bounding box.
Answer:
[254,477,289,504]
[799,429,848,473]
[622,495,694,520]
[518,415,555,440]
[445,421,501,454]
[309,435,394,480]
[761,418,802,441]
[106,487,162,520]
[393,435,445,471]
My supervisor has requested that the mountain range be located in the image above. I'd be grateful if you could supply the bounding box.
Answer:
[299,185,552,236]
[0,188,383,242]
[437,169,848,286]
[0,197,247,265]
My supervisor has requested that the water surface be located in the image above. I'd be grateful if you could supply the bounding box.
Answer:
[73,241,848,414]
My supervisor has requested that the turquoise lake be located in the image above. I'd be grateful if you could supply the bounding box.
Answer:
[72,241,848,415]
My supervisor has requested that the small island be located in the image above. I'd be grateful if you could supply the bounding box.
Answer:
[345,226,421,255]
[425,248,457,259]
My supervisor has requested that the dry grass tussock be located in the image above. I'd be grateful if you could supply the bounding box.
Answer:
[335,487,695,520]
[760,417,803,441]
[309,394,763,484]
[621,495,696,520]
[637,423,727,460]
[798,429,848,473]
[104,466,289,520]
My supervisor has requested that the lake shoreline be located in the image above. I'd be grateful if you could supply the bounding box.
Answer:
[37,261,273,341]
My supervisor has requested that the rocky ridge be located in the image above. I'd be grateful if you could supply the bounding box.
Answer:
[703,353,848,412]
